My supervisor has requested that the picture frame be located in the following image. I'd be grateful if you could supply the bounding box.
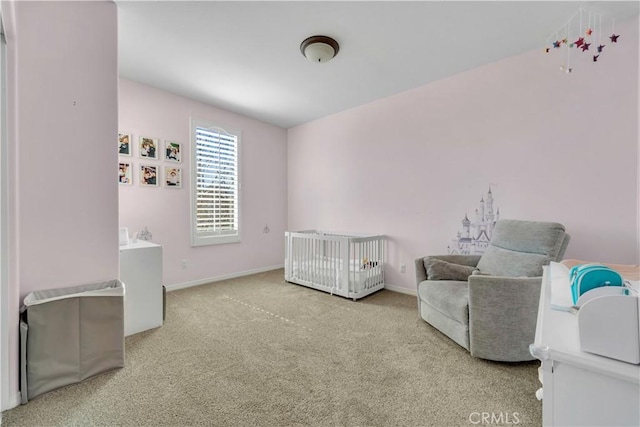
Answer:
[119,227,129,246]
[118,133,132,156]
[164,167,182,188]
[140,164,158,186]
[139,136,159,160]
[118,162,132,185]
[165,140,181,163]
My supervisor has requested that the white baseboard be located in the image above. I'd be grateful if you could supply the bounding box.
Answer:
[2,391,21,412]
[10,391,21,409]
[384,283,417,297]
[165,264,284,292]
[165,267,417,298]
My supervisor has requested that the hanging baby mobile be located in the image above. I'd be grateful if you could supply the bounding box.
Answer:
[545,6,620,73]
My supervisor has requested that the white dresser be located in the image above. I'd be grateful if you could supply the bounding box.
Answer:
[119,240,163,336]
[531,265,640,426]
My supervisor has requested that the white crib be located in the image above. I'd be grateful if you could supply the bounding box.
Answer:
[284,231,385,300]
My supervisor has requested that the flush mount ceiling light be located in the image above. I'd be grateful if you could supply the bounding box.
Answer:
[300,35,340,63]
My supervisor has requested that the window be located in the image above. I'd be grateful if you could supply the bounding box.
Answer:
[190,119,241,246]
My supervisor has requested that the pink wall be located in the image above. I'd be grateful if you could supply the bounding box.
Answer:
[118,79,288,287]
[288,17,639,293]
[3,0,119,407]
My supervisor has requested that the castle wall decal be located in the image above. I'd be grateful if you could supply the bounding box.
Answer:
[448,187,500,255]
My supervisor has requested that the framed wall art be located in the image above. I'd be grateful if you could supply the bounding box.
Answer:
[119,162,132,185]
[140,164,158,186]
[139,136,159,160]
[118,133,132,156]
[165,140,181,163]
[164,167,182,188]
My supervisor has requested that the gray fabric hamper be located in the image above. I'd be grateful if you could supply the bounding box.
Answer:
[19,279,125,403]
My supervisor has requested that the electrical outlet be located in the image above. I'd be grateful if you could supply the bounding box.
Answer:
[400,264,406,274]
[181,259,188,270]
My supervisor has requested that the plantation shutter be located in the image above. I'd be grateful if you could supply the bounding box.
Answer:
[194,126,239,238]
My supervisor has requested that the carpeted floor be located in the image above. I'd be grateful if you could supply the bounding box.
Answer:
[2,269,542,426]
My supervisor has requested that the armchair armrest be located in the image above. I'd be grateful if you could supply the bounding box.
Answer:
[415,255,482,285]
[467,275,543,361]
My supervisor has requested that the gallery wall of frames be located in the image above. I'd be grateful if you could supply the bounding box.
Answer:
[118,132,182,189]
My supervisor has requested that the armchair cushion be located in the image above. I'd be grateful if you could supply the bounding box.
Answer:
[425,258,476,281]
[476,220,567,277]
[475,245,549,277]
[418,280,469,325]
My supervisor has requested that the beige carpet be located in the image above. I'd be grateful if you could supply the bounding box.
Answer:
[2,269,542,426]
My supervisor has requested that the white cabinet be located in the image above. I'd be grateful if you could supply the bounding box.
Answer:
[119,241,163,336]
[531,266,640,426]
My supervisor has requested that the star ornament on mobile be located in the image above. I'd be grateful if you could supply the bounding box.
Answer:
[544,6,622,74]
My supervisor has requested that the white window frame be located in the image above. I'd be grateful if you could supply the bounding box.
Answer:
[190,118,241,246]
[0,30,9,412]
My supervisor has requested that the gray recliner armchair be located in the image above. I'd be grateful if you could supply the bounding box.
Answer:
[415,219,570,362]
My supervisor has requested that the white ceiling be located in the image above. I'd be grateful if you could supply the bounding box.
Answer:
[117,1,640,128]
